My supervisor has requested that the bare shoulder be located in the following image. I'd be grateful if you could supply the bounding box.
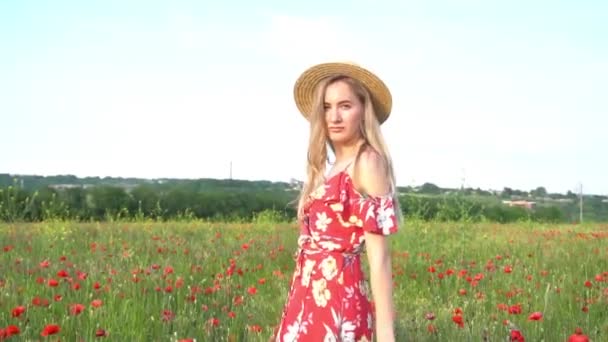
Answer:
[354,146,390,197]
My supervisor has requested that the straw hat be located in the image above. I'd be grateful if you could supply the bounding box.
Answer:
[293,62,393,124]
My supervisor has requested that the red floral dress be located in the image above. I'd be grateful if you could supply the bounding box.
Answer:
[273,169,399,342]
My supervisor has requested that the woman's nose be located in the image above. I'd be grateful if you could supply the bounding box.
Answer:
[327,107,341,122]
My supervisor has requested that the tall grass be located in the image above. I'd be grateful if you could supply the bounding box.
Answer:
[1,219,606,341]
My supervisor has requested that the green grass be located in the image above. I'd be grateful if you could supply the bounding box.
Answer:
[1,220,607,341]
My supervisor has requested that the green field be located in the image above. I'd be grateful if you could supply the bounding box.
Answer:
[1,220,606,341]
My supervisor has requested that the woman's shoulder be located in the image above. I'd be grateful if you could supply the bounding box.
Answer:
[352,146,391,197]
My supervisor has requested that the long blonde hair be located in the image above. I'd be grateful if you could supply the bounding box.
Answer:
[296,75,402,224]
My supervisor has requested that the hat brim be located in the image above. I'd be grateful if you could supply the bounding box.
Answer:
[293,62,392,124]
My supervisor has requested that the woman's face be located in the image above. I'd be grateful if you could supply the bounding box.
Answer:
[323,80,364,146]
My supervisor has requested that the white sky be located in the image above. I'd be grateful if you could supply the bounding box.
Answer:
[1,0,606,195]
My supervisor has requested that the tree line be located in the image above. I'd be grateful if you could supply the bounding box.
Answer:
[3,178,605,223]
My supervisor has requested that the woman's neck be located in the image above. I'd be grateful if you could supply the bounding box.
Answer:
[331,138,366,164]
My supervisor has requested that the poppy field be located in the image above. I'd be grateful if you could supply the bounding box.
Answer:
[0,220,606,341]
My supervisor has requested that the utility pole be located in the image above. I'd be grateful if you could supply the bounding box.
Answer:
[579,182,583,223]
[460,168,466,191]
[230,161,233,180]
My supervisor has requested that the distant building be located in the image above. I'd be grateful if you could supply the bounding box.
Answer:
[288,178,303,191]
[502,200,536,209]
[49,184,94,190]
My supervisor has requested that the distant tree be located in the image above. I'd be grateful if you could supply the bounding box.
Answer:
[88,186,130,219]
[502,187,513,198]
[531,186,547,197]
[420,182,441,194]
[532,205,565,223]
[130,185,160,217]
[512,189,527,197]
[476,188,491,196]
[482,204,529,223]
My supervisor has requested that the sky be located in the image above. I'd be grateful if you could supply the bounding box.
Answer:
[1,0,606,195]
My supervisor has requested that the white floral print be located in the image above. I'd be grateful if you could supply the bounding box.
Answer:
[320,255,338,281]
[312,278,331,307]
[301,259,316,287]
[315,212,333,231]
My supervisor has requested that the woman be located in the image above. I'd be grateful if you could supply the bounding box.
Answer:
[274,62,402,342]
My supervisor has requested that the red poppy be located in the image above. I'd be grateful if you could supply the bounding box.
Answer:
[70,303,85,315]
[510,329,525,341]
[11,305,26,318]
[508,304,522,314]
[452,314,464,328]
[208,317,220,327]
[3,325,20,337]
[568,327,589,342]
[162,309,175,322]
[32,297,50,307]
[77,271,88,280]
[41,324,60,336]
[528,312,543,321]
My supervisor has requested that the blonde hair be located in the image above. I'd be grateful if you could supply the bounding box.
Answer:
[295,75,402,224]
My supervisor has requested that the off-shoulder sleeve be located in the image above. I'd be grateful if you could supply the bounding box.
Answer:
[356,194,399,235]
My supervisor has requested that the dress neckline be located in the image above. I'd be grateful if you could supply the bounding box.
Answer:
[324,170,366,199]
[324,169,347,184]
[325,169,394,200]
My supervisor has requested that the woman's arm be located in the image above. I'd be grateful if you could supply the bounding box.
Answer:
[365,232,395,341]
[356,149,396,341]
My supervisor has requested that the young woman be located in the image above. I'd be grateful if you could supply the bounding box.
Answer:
[274,62,402,342]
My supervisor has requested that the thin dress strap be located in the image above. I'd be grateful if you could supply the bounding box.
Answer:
[342,159,355,173]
